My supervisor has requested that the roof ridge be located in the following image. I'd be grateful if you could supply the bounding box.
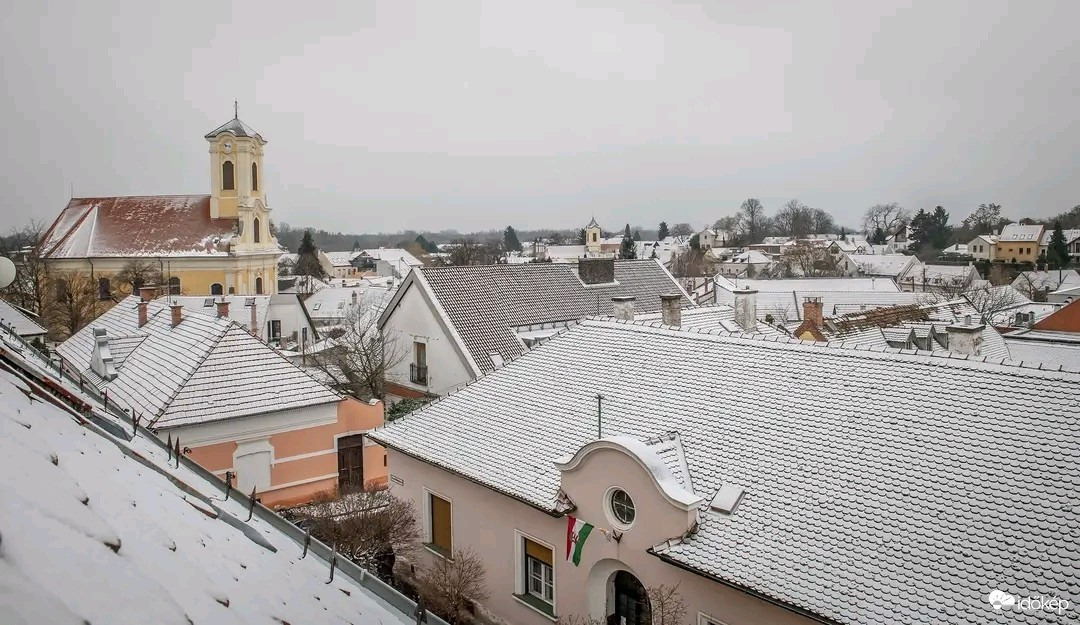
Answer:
[579,318,1080,378]
[154,314,235,420]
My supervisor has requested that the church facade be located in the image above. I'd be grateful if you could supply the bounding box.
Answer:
[38,111,284,297]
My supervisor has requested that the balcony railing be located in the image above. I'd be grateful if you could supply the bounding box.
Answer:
[410,363,428,385]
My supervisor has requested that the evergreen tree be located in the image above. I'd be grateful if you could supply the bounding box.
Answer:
[840,227,847,241]
[657,221,670,240]
[633,230,642,241]
[620,224,637,259]
[1048,221,1071,267]
[576,228,587,245]
[871,227,887,245]
[295,230,325,278]
[414,234,439,254]
[503,226,523,252]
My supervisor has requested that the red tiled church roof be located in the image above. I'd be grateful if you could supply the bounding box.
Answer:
[39,195,238,258]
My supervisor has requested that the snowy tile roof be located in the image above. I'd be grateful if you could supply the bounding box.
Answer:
[998,223,1044,241]
[358,248,422,268]
[166,295,270,333]
[714,276,901,293]
[204,115,265,141]
[38,195,250,258]
[844,254,919,278]
[0,358,415,625]
[370,319,1080,625]
[54,296,339,428]
[1013,270,1080,292]
[631,304,783,336]
[1040,229,1080,245]
[0,298,47,337]
[1004,335,1080,368]
[305,285,393,323]
[323,251,360,267]
[712,287,923,323]
[397,260,691,372]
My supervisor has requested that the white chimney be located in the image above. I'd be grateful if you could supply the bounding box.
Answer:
[946,315,985,356]
[611,296,635,321]
[90,328,117,381]
[733,286,758,332]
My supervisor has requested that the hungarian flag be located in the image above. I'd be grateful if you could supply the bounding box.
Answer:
[565,516,594,566]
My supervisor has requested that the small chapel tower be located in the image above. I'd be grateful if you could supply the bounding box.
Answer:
[205,104,272,249]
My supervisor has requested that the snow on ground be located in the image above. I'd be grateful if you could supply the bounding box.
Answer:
[0,354,413,625]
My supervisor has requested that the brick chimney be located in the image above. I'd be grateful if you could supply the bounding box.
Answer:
[946,314,985,356]
[578,258,615,285]
[660,294,682,327]
[803,297,824,328]
[733,286,758,332]
[216,299,230,318]
[170,303,183,328]
[611,296,635,321]
[250,299,259,338]
[137,300,148,328]
[139,284,157,302]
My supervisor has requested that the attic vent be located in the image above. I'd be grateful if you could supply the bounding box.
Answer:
[245,298,256,307]
[710,484,745,515]
[203,298,214,307]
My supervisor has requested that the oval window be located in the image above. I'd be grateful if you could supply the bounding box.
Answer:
[609,489,636,526]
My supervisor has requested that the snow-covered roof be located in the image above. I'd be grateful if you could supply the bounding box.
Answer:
[38,196,260,259]
[1013,269,1080,292]
[204,115,265,141]
[323,251,359,267]
[0,350,418,624]
[843,254,918,278]
[714,276,901,293]
[940,243,969,254]
[381,260,691,373]
[0,298,47,337]
[54,296,339,428]
[630,304,783,336]
[902,264,977,286]
[1004,333,1080,368]
[357,248,422,268]
[998,223,1043,241]
[370,318,1080,625]
[304,284,394,323]
[164,295,271,334]
[544,245,588,261]
[1040,228,1080,245]
[727,250,771,264]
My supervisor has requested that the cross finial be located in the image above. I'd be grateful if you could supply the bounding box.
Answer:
[234,100,238,119]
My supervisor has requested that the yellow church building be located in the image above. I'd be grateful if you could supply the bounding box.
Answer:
[39,110,284,297]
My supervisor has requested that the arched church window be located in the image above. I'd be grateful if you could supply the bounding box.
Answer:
[253,218,261,243]
[251,162,258,191]
[222,161,235,190]
[210,283,223,296]
[255,277,264,295]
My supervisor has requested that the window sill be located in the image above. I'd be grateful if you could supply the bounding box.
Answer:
[513,594,556,621]
[423,543,452,560]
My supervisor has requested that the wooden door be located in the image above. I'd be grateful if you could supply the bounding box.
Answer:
[337,434,365,491]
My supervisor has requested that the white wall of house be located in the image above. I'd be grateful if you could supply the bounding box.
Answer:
[386,449,819,625]
[381,281,474,397]
[267,294,315,348]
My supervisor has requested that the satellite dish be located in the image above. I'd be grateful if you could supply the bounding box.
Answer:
[0,256,15,289]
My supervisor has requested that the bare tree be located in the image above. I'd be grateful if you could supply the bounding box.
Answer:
[739,198,768,244]
[45,271,103,339]
[777,242,843,277]
[114,259,164,296]
[285,483,419,580]
[669,248,709,278]
[862,203,910,237]
[647,584,688,625]
[447,239,483,266]
[669,223,694,237]
[773,199,814,238]
[811,208,835,235]
[310,304,406,400]
[418,547,490,625]
[1,219,50,314]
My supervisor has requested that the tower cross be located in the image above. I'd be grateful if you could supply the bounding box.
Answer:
[234,100,238,119]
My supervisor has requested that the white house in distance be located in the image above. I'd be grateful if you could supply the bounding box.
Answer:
[968,234,998,260]
[369,317,1080,625]
[159,293,318,350]
[377,259,691,399]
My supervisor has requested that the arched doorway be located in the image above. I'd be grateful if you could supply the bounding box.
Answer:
[610,571,650,625]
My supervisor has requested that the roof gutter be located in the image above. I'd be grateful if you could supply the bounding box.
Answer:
[647,548,843,625]
[373,438,564,518]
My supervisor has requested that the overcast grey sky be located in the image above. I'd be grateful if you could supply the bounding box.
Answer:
[2,1,1077,234]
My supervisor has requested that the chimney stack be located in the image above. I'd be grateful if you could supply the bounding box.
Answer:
[611,296,635,321]
[733,286,758,332]
[137,300,148,328]
[946,315,985,356]
[139,284,157,302]
[803,297,824,329]
[170,303,183,328]
[250,299,259,338]
[216,299,230,318]
[578,258,615,285]
[660,294,682,327]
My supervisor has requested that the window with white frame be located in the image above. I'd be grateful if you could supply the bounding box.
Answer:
[515,531,555,616]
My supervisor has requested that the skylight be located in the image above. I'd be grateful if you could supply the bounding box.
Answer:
[710,484,745,515]
[245,298,255,307]
[203,298,213,307]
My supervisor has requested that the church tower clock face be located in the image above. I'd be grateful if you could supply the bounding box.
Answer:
[223,141,233,154]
